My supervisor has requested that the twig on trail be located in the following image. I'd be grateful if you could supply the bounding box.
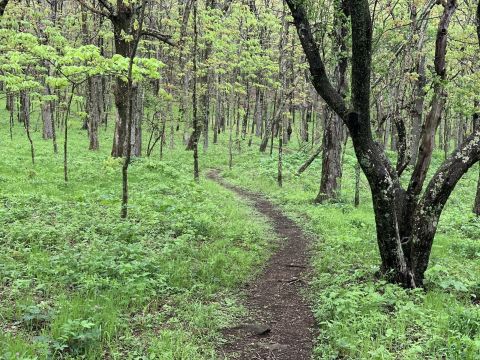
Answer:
[284,263,307,269]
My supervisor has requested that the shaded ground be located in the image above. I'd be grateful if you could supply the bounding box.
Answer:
[207,170,315,360]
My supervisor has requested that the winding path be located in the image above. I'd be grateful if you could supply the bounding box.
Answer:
[207,170,315,360]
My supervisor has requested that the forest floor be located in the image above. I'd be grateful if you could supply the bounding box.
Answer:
[208,170,314,360]
[1,112,479,359]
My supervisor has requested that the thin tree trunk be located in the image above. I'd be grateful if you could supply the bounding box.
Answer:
[63,86,76,182]
[474,164,480,216]
[192,0,199,181]
[354,161,360,207]
[21,91,35,165]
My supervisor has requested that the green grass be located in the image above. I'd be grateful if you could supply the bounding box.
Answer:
[0,116,275,359]
[221,140,480,359]
[1,108,479,359]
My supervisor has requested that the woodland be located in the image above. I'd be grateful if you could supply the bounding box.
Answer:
[0,0,479,358]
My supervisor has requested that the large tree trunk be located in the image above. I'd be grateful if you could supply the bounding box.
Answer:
[287,0,477,288]
[474,111,480,216]
[112,85,143,157]
[111,10,133,157]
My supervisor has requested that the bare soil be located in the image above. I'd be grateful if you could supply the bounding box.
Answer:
[207,170,315,360]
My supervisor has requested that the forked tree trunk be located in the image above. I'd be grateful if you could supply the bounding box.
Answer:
[287,0,479,288]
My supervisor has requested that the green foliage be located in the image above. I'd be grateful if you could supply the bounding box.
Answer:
[220,140,480,359]
[0,114,274,359]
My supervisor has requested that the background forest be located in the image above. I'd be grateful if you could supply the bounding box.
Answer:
[0,0,479,358]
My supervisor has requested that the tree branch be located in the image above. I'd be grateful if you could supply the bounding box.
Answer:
[477,0,480,46]
[284,0,347,120]
[348,0,373,126]
[141,28,176,46]
[0,0,9,17]
[97,0,115,16]
[75,0,111,18]
[411,127,480,280]
[407,0,457,200]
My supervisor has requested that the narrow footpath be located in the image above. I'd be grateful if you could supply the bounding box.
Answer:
[207,170,315,360]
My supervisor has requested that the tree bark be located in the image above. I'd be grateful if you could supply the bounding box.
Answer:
[41,93,54,140]
[297,145,322,175]
[287,0,477,288]
[474,111,480,216]
[409,0,436,165]
[317,0,348,203]
[86,76,104,150]
[474,164,480,216]
[20,91,35,165]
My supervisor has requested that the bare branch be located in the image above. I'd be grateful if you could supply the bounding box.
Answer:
[75,0,111,18]
[411,127,480,279]
[407,0,457,200]
[284,0,347,120]
[141,28,176,46]
[97,0,115,16]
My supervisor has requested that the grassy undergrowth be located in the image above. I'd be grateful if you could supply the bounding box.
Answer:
[219,141,480,359]
[0,120,275,359]
[1,110,479,359]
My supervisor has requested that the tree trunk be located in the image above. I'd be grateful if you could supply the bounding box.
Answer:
[41,94,54,140]
[317,110,343,202]
[474,111,480,216]
[287,0,479,289]
[474,164,480,216]
[86,76,104,150]
[192,0,199,181]
[316,0,347,203]
[20,91,35,165]
[354,161,360,207]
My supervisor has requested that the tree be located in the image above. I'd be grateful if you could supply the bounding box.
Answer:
[473,4,480,215]
[75,0,174,157]
[286,0,480,287]
[316,0,348,203]
[192,0,200,181]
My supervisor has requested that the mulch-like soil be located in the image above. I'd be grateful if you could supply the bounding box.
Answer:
[207,170,316,360]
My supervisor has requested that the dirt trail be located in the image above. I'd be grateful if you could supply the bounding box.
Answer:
[207,170,315,360]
